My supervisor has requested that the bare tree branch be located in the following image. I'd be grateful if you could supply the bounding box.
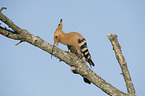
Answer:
[0,7,136,96]
[107,33,136,96]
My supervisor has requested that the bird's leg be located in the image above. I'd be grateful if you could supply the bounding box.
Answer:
[71,66,79,74]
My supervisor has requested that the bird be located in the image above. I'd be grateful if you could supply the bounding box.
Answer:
[52,19,95,84]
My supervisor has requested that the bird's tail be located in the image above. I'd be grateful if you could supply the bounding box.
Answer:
[87,59,95,67]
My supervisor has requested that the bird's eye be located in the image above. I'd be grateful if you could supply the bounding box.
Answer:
[55,36,57,38]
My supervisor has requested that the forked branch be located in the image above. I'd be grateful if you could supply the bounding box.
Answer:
[0,7,136,96]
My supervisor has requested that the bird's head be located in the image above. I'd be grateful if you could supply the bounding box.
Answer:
[51,19,63,58]
[53,19,63,47]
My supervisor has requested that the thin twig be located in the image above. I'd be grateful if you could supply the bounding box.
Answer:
[15,40,23,46]
[0,7,7,12]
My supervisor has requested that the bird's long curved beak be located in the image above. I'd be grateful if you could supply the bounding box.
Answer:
[51,42,56,59]
[51,41,59,59]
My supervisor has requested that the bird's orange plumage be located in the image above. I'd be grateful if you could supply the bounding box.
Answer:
[53,19,95,84]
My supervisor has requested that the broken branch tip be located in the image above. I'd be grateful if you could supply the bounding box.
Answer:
[15,40,23,46]
[0,7,7,12]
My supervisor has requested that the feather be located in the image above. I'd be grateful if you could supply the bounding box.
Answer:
[53,19,95,84]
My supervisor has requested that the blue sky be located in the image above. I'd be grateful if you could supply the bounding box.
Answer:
[0,0,145,96]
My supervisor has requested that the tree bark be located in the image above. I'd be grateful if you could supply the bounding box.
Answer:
[0,7,136,96]
[107,33,136,96]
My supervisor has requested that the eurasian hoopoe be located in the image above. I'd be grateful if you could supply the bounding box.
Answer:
[53,19,95,84]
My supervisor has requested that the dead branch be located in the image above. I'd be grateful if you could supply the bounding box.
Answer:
[0,7,136,96]
[107,33,136,96]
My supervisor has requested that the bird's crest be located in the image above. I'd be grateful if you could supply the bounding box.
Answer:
[56,19,63,31]
[51,19,63,58]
